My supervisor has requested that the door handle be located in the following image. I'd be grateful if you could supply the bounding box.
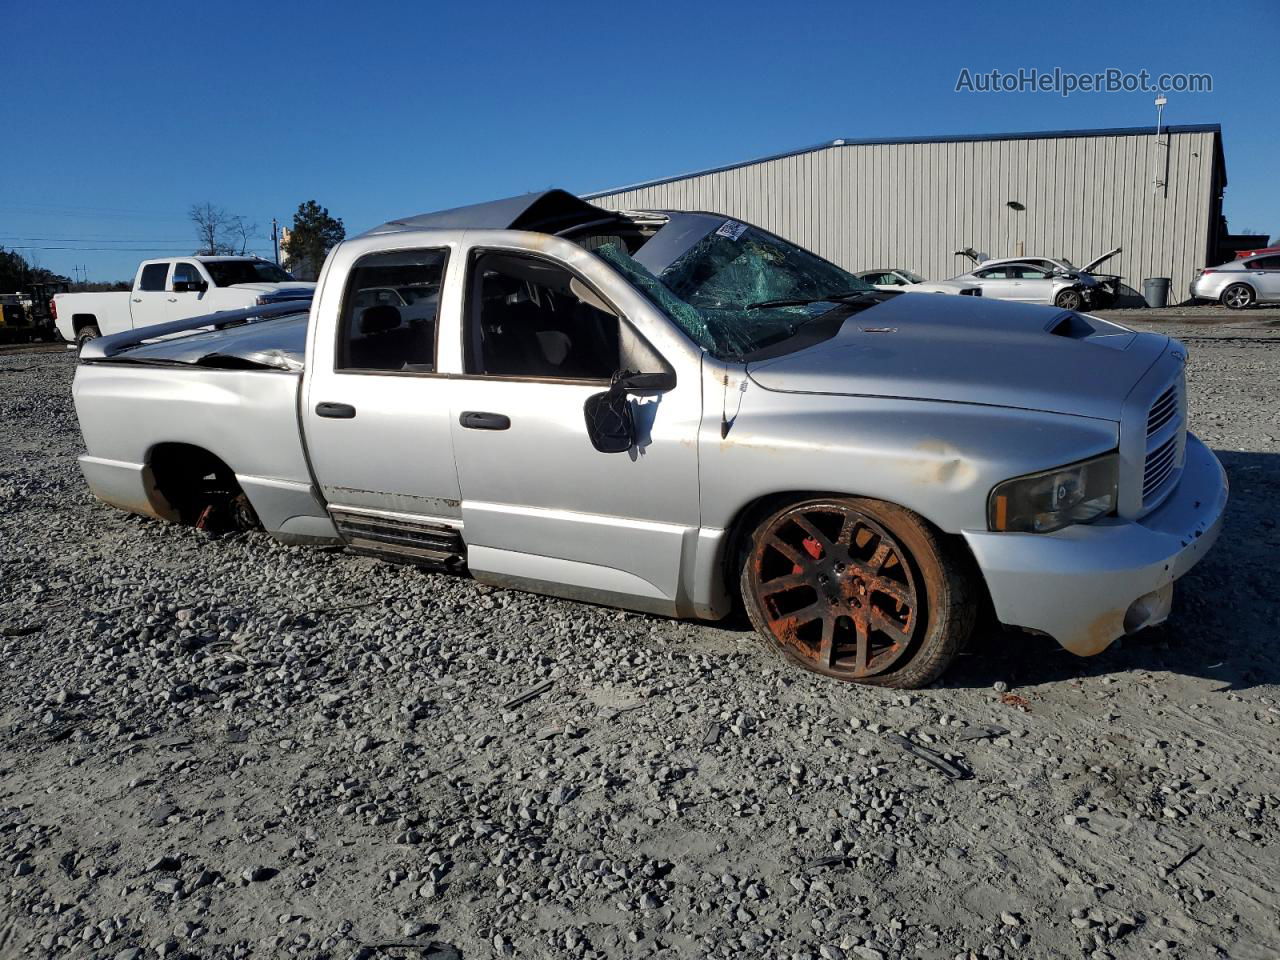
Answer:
[167,297,177,302]
[459,411,510,430]
[132,298,142,302]
[315,401,357,419]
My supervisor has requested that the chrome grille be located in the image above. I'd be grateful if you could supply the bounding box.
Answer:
[1143,435,1179,499]
[1147,384,1178,437]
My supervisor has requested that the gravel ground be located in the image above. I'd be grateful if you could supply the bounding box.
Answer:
[1,323,1277,960]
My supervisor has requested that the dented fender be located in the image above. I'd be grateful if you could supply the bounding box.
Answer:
[698,359,1121,536]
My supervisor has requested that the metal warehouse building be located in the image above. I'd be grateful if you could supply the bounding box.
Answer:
[588,124,1227,305]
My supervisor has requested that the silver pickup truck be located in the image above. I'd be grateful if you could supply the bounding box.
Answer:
[72,190,1227,688]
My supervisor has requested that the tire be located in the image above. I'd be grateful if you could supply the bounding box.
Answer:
[75,323,101,350]
[1221,283,1255,310]
[739,497,975,688]
[1054,288,1084,311]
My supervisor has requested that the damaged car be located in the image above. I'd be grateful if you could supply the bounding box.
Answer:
[72,191,1226,688]
[951,247,1122,309]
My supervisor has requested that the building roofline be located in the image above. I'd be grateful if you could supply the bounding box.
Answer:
[584,123,1223,199]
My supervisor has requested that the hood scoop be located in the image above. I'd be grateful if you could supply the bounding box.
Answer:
[1047,311,1135,350]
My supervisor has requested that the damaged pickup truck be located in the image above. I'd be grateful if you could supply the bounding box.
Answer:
[73,190,1227,688]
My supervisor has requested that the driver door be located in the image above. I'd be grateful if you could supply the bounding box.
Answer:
[447,243,702,616]
[1008,264,1055,303]
[169,261,214,321]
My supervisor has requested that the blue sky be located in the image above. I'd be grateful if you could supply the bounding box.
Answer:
[2,0,1275,281]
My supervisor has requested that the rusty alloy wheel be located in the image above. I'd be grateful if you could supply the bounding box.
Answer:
[742,499,926,681]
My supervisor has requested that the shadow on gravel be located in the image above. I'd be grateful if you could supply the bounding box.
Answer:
[943,449,1280,692]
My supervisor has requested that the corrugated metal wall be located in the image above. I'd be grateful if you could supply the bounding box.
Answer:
[590,130,1220,303]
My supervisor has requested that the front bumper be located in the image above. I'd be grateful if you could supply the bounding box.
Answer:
[963,433,1227,656]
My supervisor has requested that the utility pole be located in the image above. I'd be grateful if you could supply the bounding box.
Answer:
[272,218,280,265]
[1153,95,1169,197]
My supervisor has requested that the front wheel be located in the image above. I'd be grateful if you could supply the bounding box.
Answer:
[739,497,975,688]
[1221,283,1254,310]
[75,323,101,350]
[1054,288,1084,311]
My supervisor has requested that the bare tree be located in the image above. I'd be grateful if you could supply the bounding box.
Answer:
[229,216,258,255]
[190,202,233,255]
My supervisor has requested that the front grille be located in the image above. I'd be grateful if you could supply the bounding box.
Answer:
[1140,374,1185,508]
[1147,384,1178,437]
[1143,435,1179,499]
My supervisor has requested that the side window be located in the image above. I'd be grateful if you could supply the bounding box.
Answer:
[466,251,619,381]
[172,262,203,289]
[1014,265,1050,280]
[975,266,1007,280]
[138,263,170,291]
[1249,256,1280,270]
[337,248,447,373]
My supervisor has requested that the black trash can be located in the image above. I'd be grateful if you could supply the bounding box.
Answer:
[1142,277,1171,308]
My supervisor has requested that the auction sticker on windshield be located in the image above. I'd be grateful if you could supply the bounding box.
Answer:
[715,220,748,241]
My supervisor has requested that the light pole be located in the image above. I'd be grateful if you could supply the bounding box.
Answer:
[1153,95,1168,196]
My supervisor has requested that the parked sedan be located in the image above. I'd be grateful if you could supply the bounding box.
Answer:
[951,259,1100,310]
[855,269,982,297]
[1191,254,1280,308]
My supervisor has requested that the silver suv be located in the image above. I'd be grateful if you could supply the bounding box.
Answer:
[1191,254,1280,308]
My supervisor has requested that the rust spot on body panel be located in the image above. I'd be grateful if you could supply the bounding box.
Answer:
[1063,608,1126,657]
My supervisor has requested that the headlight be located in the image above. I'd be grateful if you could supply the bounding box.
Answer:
[988,453,1118,533]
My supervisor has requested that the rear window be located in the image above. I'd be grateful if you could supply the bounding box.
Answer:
[138,263,169,291]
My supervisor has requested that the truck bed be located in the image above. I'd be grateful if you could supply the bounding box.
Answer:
[101,313,308,370]
[73,312,333,541]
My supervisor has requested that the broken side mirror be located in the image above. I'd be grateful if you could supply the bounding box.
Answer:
[584,378,636,454]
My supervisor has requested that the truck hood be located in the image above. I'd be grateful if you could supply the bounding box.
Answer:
[226,281,316,298]
[746,294,1168,421]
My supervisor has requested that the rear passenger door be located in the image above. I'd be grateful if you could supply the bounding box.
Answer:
[972,265,1017,300]
[303,247,464,558]
[130,262,173,329]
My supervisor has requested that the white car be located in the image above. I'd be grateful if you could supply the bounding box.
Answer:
[1190,253,1280,308]
[53,256,315,347]
[951,248,1122,309]
[855,269,982,297]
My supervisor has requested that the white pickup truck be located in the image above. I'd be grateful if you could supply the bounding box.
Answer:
[53,256,315,347]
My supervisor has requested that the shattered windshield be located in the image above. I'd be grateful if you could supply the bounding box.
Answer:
[589,218,873,360]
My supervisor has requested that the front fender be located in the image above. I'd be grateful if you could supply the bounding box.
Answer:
[698,374,1119,536]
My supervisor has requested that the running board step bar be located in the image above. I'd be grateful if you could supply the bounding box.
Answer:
[329,509,465,570]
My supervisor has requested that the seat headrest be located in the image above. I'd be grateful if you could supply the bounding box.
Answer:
[535,330,571,367]
[360,304,401,335]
